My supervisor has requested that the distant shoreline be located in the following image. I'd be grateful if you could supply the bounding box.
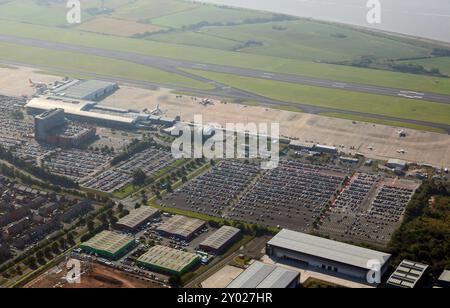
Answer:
[190,0,450,45]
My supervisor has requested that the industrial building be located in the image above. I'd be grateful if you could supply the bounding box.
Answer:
[137,245,199,275]
[34,108,65,141]
[266,229,392,282]
[288,141,337,154]
[80,231,135,260]
[314,144,338,154]
[51,79,118,101]
[387,159,408,170]
[156,215,205,241]
[199,226,241,255]
[115,207,160,232]
[26,97,137,127]
[26,97,178,128]
[227,261,300,288]
[386,260,429,288]
[289,141,315,152]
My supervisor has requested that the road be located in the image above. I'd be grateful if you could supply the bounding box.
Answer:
[185,236,269,288]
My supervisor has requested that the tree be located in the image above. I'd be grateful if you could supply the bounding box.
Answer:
[169,274,182,287]
[133,169,147,186]
[51,242,60,254]
[87,220,95,232]
[117,203,124,213]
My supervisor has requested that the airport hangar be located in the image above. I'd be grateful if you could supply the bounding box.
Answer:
[115,207,160,232]
[50,79,118,101]
[266,229,392,282]
[80,230,135,260]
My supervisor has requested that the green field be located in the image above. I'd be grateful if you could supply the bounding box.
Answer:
[151,5,271,28]
[0,42,212,90]
[0,19,449,95]
[183,68,450,125]
[197,19,431,62]
[398,57,450,76]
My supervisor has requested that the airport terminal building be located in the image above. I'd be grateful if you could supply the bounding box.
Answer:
[266,229,392,282]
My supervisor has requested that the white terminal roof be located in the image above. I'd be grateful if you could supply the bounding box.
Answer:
[200,226,240,250]
[267,229,391,270]
[26,97,135,124]
[227,261,299,288]
[117,207,159,229]
[59,80,117,99]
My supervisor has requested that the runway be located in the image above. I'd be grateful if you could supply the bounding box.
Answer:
[1,34,450,105]
[2,59,449,134]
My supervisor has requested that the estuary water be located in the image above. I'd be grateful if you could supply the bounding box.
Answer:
[195,0,450,43]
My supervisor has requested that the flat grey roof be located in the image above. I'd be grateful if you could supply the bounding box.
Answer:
[200,226,240,250]
[156,215,205,238]
[60,80,117,99]
[267,229,391,269]
[116,207,159,229]
[387,260,429,288]
[227,261,299,288]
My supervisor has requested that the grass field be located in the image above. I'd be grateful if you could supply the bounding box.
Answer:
[197,19,431,61]
[319,113,447,134]
[0,19,449,95]
[183,68,450,126]
[151,5,272,28]
[0,42,212,90]
[112,0,197,21]
[398,57,450,76]
[76,17,166,37]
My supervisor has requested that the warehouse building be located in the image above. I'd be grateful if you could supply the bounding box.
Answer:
[80,231,135,260]
[199,226,241,255]
[52,79,118,101]
[227,261,300,288]
[115,207,160,232]
[289,141,315,152]
[35,108,66,141]
[266,229,392,283]
[137,245,199,275]
[156,215,205,241]
[386,260,429,288]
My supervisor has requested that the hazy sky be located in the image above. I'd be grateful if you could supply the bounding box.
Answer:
[196,0,450,43]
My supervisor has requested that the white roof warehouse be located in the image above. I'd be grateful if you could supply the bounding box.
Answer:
[266,229,392,283]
